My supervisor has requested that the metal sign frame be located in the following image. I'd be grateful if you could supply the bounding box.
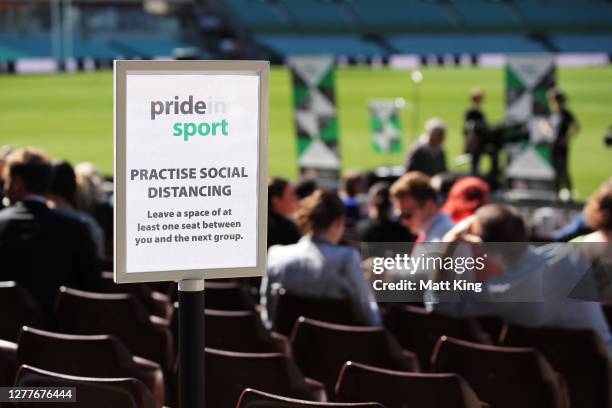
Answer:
[114,60,269,283]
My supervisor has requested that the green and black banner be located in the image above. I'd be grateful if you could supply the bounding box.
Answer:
[289,56,340,188]
[369,99,402,154]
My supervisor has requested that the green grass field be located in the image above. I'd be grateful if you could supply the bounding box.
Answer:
[1,66,611,199]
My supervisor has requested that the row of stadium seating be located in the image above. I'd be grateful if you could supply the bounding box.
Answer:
[224,0,612,30]
[1,279,610,407]
[258,33,612,57]
[0,34,190,60]
[3,33,610,62]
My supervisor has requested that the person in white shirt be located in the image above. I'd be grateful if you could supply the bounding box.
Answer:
[433,204,612,356]
[261,189,381,329]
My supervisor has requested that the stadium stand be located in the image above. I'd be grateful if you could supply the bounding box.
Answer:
[500,324,611,408]
[0,282,45,343]
[290,317,420,394]
[335,361,485,408]
[387,34,547,55]
[258,35,385,58]
[15,364,158,408]
[1,0,612,67]
[216,0,612,59]
[431,336,569,408]
[551,34,612,53]
[15,326,165,406]
[237,388,386,408]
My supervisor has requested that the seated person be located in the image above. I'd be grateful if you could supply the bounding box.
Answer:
[433,204,612,355]
[0,148,98,322]
[261,190,381,328]
[355,182,414,243]
[390,171,454,242]
[441,176,490,224]
[267,177,300,247]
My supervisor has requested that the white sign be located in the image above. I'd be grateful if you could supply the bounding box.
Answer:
[114,60,269,283]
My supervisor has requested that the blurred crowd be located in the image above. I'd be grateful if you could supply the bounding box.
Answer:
[265,167,612,354]
[0,84,608,363]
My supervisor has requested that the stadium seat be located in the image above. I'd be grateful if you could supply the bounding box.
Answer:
[15,364,157,408]
[237,388,386,408]
[16,326,165,406]
[0,281,45,342]
[170,307,289,354]
[100,271,173,319]
[274,290,364,336]
[202,347,325,407]
[500,324,611,408]
[0,339,18,387]
[335,361,484,408]
[383,305,491,369]
[290,318,419,395]
[54,287,174,371]
[431,336,568,408]
[204,280,257,310]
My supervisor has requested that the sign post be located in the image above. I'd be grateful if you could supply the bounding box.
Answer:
[114,60,269,407]
[178,279,205,407]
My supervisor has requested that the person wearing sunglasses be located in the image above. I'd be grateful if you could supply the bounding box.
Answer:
[390,171,454,243]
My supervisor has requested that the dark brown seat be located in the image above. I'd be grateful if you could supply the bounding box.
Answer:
[15,364,157,408]
[0,281,45,342]
[383,305,490,370]
[335,361,484,408]
[0,339,18,387]
[291,318,419,395]
[170,307,289,354]
[203,347,325,408]
[204,280,257,311]
[54,287,174,371]
[274,290,363,336]
[237,388,386,408]
[16,326,165,406]
[501,324,611,408]
[99,272,173,319]
[432,336,568,408]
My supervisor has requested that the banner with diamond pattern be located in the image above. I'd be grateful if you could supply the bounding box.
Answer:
[369,99,402,153]
[289,56,340,187]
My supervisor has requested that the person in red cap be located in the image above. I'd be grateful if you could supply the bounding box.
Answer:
[442,176,491,224]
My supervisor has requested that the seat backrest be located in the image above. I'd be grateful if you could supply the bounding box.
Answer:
[17,326,135,377]
[204,280,256,311]
[0,339,18,387]
[383,305,490,369]
[291,318,418,395]
[237,388,385,408]
[169,307,282,353]
[501,324,611,408]
[205,309,282,353]
[204,347,314,408]
[54,287,174,370]
[335,361,482,408]
[15,364,157,408]
[0,281,45,342]
[432,336,564,408]
[99,272,171,319]
[274,291,361,336]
